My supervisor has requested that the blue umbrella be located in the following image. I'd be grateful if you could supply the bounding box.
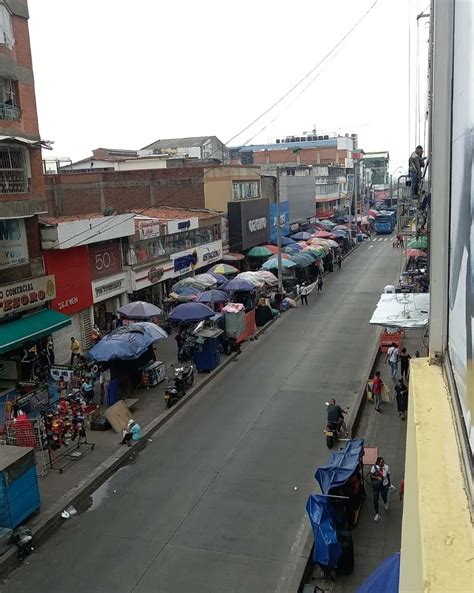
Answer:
[306,494,342,569]
[168,302,215,322]
[283,244,303,254]
[88,322,168,362]
[332,229,348,237]
[196,289,229,304]
[291,231,312,241]
[220,278,256,292]
[209,272,227,284]
[275,236,296,246]
[173,285,201,296]
[355,552,400,593]
[118,301,162,319]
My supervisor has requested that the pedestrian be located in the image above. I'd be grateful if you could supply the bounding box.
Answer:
[38,348,50,382]
[394,379,408,420]
[81,376,95,404]
[399,234,404,248]
[372,370,383,414]
[400,347,411,380]
[337,254,342,270]
[120,419,142,446]
[47,336,55,366]
[317,274,323,293]
[370,456,391,522]
[385,342,400,382]
[91,324,101,344]
[70,337,81,366]
[299,282,309,306]
[408,145,425,196]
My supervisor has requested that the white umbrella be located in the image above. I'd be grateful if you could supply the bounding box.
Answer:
[194,273,218,287]
[235,272,265,287]
[256,271,279,286]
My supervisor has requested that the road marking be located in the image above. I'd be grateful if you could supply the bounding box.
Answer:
[368,245,373,249]
[384,238,388,241]
[378,238,383,241]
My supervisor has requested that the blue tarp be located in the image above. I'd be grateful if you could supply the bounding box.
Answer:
[306,494,342,569]
[355,552,400,593]
[315,439,365,493]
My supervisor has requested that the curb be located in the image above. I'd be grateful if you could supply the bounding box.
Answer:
[278,327,382,593]
[0,317,278,576]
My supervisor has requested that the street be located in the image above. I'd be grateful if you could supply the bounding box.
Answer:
[2,238,401,593]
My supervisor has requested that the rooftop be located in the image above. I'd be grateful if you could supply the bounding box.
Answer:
[137,206,221,220]
[141,136,219,151]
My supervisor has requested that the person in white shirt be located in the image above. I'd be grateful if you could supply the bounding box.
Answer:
[385,342,400,381]
[370,456,391,522]
[299,282,309,306]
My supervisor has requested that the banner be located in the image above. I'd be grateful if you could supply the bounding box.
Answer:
[0,218,29,269]
[0,275,56,317]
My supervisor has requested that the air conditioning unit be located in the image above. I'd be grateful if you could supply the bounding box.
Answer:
[324,135,329,140]
[318,136,324,140]
[276,139,280,143]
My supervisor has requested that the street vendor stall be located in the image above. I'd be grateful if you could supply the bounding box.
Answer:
[192,323,223,372]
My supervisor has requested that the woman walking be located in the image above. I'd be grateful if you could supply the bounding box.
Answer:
[370,456,391,522]
[395,379,408,420]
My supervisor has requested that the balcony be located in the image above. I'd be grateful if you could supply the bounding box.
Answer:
[0,102,20,122]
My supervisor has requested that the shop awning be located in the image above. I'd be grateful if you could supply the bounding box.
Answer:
[0,309,71,355]
[370,293,430,329]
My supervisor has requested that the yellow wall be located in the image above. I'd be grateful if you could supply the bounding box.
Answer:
[203,166,261,212]
[399,358,473,593]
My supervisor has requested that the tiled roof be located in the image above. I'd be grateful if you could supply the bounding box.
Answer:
[141,136,217,151]
[41,207,221,225]
[40,212,107,224]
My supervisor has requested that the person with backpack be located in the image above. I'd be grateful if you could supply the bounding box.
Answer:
[385,342,400,381]
[370,456,391,522]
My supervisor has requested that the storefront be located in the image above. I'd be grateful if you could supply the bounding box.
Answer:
[43,247,94,361]
[227,198,270,252]
[131,240,223,302]
[88,240,128,332]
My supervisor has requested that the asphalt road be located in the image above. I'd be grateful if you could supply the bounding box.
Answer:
[2,237,402,593]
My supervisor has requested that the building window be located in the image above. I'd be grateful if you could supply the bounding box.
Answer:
[0,146,29,194]
[0,78,20,121]
[286,168,296,176]
[0,4,14,49]
[232,181,260,200]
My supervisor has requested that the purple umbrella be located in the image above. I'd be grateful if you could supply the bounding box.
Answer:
[291,231,312,241]
[276,236,297,246]
[196,289,229,304]
[118,301,162,319]
[168,302,215,322]
[209,272,227,284]
[221,278,256,292]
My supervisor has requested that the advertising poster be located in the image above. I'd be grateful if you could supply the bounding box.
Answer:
[0,218,29,269]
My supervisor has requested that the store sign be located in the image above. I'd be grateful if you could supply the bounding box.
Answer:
[89,241,123,280]
[44,247,93,315]
[136,218,161,240]
[167,218,199,235]
[270,202,290,243]
[0,275,56,318]
[147,267,164,284]
[202,246,221,263]
[92,273,128,303]
[0,218,29,269]
[0,360,18,380]
[228,198,270,251]
[174,251,198,272]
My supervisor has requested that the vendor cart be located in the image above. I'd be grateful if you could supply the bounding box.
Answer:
[138,361,166,388]
[192,327,223,372]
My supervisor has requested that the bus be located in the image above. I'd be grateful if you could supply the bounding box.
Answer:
[374,211,396,234]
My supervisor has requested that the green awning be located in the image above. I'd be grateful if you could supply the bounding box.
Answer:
[0,309,72,355]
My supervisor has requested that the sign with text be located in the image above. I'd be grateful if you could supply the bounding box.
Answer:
[228,198,270,251]
[0,275,56,318]
[92,273,128,303]
[0,218,29,269]
[270,202,290,242]
[167,218,199,235]
[44,247,93,315]
[135,218,161,240]
[89,240,123,280]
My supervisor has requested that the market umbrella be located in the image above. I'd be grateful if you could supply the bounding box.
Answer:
[299,250,318,260]
[209,272,227,284]
[169,302,215,322]
[278,236,297,246]
[257,270,279,286]
[304,246,325,257]
[291,254,314,267]
[313,230,332,238]
[263,244,279,254]
[333,225,349,230]
[283,244,303,254]
[172,277,207,291]
[405,248,427,258]
[332,230,348,237]
[324,239,340,248]
[89,322,168,362]
[320,219,336,228]
[291,231,312,241]
[235,272,265,287]
[306,494,342,569]
[221,278,256,292]
[194,273,218,287]
[222,252,245,262]
[118,301,162,319]
[355,552,400,593]
[262,257,297,270]
[173,285,201,297]
[209,263,239,275]
[407,236,428,249]
[196,289,229,304]
[247,245,274,257]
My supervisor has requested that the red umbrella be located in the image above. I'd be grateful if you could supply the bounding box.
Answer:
[313,231,332,238]
[222,252,245,261]
[263,244,279,254]
[405,249,427,258]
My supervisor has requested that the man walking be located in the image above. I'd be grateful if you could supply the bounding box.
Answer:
[70,336,81,366]
[299,283,309,306]
[386,342,400,381]
[370,456,391,522]
[372,370,383,414]
[408,145,425,196]
[317,274,323,294]
[400,347,411,380]
[336,254,342,270]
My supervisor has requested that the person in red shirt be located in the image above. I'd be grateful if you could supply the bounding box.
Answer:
[372,371,383,414]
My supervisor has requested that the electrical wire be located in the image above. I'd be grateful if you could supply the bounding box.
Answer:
[48,0,380,251]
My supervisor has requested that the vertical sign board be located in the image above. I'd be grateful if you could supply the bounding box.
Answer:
[88,241,123,280]
[270,201,290,243]
[228,199,270,252]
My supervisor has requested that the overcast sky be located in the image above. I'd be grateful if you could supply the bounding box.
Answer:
[29,0,429,172]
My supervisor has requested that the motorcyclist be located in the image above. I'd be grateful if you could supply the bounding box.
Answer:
[326,398,347,435]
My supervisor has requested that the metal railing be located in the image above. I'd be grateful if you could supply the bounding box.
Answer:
[0,102,20,121]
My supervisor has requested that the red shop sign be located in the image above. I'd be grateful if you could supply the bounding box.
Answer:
[43,246,93,315]
[89,240,123,280]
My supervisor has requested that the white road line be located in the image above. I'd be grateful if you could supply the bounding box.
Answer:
[378,238,383,241]
[368,245,373,249]
[384,238,388,241]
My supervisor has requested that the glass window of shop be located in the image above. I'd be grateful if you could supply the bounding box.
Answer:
[126,224,221,265]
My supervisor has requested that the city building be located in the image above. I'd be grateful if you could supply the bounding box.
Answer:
[399,0,472,591]
[140,135,228,163]
[0,0,71,371]
[362,151,389,185]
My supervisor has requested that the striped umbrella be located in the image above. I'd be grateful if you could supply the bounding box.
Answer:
[209,263,239,275]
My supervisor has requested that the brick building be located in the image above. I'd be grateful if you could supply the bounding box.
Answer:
[0,1,71,375]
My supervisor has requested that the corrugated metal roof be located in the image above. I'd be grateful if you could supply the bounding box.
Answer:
[141,136,218,151]
[237,138,338,152]
[41,207,221,225]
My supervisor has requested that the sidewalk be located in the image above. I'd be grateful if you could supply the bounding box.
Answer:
[306,333,423,593]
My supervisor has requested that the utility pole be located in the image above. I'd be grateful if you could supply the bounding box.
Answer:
[276,166,283,294]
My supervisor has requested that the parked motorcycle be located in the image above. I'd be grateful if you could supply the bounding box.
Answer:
[324,402,349,449]
[164,364,194,408]
[10,526,34,561]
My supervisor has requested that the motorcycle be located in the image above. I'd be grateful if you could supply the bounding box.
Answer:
[164,364,194,408]
[324,402,349,449]
[10,526,34,561]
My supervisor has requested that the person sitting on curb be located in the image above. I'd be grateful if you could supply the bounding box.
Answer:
[120,419,142,447]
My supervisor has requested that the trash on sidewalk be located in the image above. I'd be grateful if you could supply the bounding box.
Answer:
[65,505,77,516]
